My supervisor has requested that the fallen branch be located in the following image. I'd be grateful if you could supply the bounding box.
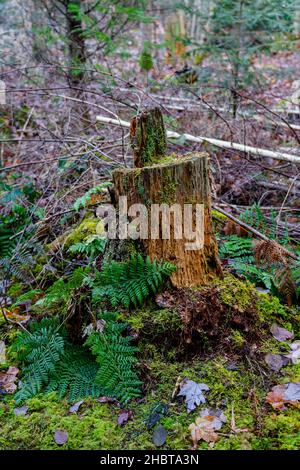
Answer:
[96,115,300,164]
[212,204,298,260]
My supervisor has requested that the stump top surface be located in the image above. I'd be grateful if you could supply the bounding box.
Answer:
[114,151,208,175]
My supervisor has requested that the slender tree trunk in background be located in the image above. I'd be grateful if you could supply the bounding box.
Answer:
[112,108,222,288]
[64,0,89,121]
[294,0,300,37]
[65,0,86,87]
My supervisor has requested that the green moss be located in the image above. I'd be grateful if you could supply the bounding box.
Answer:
[123,306,183,358]
[257,294,287,320]
[213,273,255,311]
[0,393,124,450]
[159,170,177,204]
[47,215,99,252]
[228,330,246,347]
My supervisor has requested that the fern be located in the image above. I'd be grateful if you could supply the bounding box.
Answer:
[232,260,275,290]
[46,346,102,402]
[92,254,176,308]
[13,315,141,404]
[13,318,103,404]
[69,235,106,258]
[291,258,300,299]
[73,182,111,211]
[35,267,88,307]
[0,225,15,258]
[219,235,254,262]
[13,318,65,404]
[85,314,141,404]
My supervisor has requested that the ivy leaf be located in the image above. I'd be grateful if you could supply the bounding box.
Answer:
[178,379,210,413]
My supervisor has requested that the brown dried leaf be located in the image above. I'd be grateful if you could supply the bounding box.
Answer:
[188,408,226,448]
[117,410,133,426]
[0,366,19,393]
[266,382,300,410]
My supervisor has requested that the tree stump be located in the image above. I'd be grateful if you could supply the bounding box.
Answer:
[113,153,222,288]
[130,107,167,167]
[108,107,222,287]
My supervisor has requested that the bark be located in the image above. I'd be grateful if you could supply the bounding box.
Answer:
[112,152,222,288]
[130,107,167,167]
[65,0,86,86]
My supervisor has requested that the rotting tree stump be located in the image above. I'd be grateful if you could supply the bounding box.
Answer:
[108,107,222,288]
[130,107,167,167]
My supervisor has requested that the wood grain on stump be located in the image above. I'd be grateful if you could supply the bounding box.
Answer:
[113,152,222,287]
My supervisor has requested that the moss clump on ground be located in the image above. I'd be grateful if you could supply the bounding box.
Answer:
[1,270,299,450]
[1,350,300,450]
[46,215,99,252]
[0,393,124,450]
[213,273,255,312]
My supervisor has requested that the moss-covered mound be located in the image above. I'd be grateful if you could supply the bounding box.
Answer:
[1,272,300,450]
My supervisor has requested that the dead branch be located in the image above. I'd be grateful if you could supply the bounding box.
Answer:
[96,115,300,164]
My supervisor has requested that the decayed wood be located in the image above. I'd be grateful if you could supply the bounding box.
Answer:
[113,152,222,287]
[130,107,167,167]
[96,115,300,164]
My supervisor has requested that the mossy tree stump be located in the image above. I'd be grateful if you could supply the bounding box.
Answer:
[110,107,222,287]
[130,107,167,167]
[113,153,221,287]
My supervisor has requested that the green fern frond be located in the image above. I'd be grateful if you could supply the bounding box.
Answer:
[93,254,176,308]
[69,235,106,258]
[85,317,141,404]
[219,235,253,261]
[73,182,111,211]
[46,346,102,402]
[13,318,65,404]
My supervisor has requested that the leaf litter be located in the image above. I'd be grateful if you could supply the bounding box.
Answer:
[178,378,210,413]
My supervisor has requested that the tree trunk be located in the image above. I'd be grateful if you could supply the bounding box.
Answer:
[65,0,86,87]
[130,107,167,167]
[112,152,222,288]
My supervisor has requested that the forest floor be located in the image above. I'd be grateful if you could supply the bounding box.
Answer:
[0,45,300,450]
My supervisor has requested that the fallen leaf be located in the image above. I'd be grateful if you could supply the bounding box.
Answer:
[286,341,300,364]
[270,324,294,342]
[3,307,30,324]
[145,403,169,429]
[178,379,210,413]
[266,382,300,410]
[54,430,68,445]
[264,353,290,371]
[0,341,6,364]
[117,410,133,426]
[199,408,227,430]
[69,400,84,413]
[152,425,167,447]
[14,405,28,416]
[189,422,218,447]
[0,366,19,393]
[97,396,119,405]
[188,408,226,448]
